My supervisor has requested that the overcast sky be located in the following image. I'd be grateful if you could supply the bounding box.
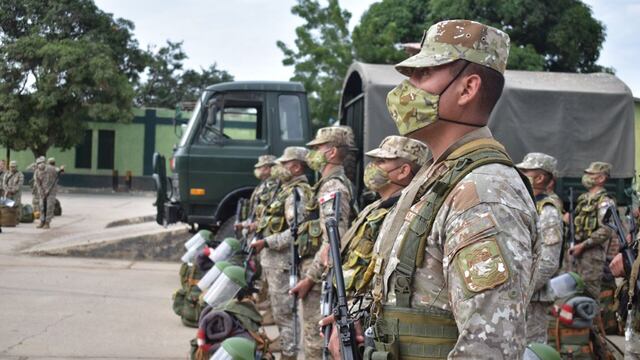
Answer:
[94,0,640,97]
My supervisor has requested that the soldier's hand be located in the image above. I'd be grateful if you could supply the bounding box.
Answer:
[319,314,365,359]
[249,239,265,253]
[234,222,244,231]
[609,253,625,277]
[569,243,585,257]
[248,222,258,233]
[290,277,314,299]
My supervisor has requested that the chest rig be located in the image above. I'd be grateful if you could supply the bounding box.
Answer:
[370,139,528,360]
[257,179,312,238]
[573,190,607,242]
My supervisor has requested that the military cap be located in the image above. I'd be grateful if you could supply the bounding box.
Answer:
[47,157,55,164]
[36,156,46,164]
[277,146,309,163]
[306,126,355,148]
[516,152,558,177]
[254,155,277,168]
[9,160,17,167]
[585,161,612,176]
[366,135,430,167]
[395,19,510,76]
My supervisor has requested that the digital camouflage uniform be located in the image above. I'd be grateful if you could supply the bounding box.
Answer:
[369,21,539,359]
[259,147,312,358]
[517,153,564,344]
[573,162,615,301]
[34,157,59,226]
[3,161,24,209]
[300,126,354,359]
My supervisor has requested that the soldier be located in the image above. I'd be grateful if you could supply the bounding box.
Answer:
[3,161,25,210]
[290,126,354,359]
[567,162,615,301]
[609,238,640,359]
[34,156,59,229]
[346,20,538,359]
[517,153,564,343]
[250,147,313,360]
[0,159,5,197]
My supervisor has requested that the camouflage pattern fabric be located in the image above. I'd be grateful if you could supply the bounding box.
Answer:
[306,126,355,148]
[300,258,323,359]
[516,152,558,176]
[527,199,563,343]
[2,169,24,209]
[373,127,537,357]
[364,135,430,167]
[574,189,615,301]
[585,161,612,175]
[34,164,58,225]
[276,146,308,163]
[395,19,510,76]
[254,154,277,168]
[385,81,441,136]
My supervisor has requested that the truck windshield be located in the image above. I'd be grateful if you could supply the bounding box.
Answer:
[178,92,206,147]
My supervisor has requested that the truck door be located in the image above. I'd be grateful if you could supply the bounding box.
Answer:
[186,91,267,222]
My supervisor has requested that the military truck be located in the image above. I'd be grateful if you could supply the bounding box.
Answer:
[340,62,636,206]
[153,81,312,238]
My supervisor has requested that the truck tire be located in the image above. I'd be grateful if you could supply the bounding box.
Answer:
[213,217,235,243]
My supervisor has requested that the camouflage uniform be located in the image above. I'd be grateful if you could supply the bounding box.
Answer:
[260,147,311,358]
[573,162,615,301]
[34,157,59,227]
[370,21,538,358]
[3,161,25,209]
[300,126,354,359]
[517,153,564,343]
[624,237,640,359]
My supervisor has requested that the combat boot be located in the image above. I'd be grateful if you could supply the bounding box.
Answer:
[36,222,44,228]
[42,223,50,229]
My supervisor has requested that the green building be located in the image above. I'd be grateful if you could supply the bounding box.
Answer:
[1,108,188,190]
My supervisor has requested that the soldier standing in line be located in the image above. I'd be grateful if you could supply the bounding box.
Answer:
[0,159,6,197]
[250,147,313,360]
[517,153,564,343]
[341,20,538,359]
[34,156,59,229]
[567,162,615,301]
[289,126,355,359]
[3,161,25,210]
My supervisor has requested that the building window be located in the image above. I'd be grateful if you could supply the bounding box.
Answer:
[97,130,115,170]
[75,130,92,169]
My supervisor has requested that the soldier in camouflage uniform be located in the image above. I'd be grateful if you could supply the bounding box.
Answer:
[567,162,615,302]
[3,161,25,210]
[349,20,538,359]
[517,153,564,343]
[250,147,313,359]
[34,156,59,229]
[290,126,355,359]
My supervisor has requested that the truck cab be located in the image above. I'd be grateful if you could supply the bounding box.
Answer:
[154,81,311,236]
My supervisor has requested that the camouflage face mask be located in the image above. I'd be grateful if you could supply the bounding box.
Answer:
[271,164,292,182]
[253,169,262,180]
[306,149,329,172]
[364,162,390,191]
[386,80,440,136]
[581,174,597,189]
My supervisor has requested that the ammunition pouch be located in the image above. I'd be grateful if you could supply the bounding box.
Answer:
[574,192,606,241]
[297,219,323,258]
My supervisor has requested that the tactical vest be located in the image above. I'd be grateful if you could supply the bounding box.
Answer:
[372,139,530,360]
[252,179,280,222]
[297,171,354,258]
[256,179,312,238]
[535,194,562,215]
[574,190,607,242]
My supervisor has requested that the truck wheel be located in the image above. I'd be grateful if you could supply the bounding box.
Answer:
[213,217,235,243]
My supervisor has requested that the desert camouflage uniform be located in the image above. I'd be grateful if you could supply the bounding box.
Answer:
[516,153,564,343]
[261,170,311,358]
[3,162,25,209]
[34,160,59,226]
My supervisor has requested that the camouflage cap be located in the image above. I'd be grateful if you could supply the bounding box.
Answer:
[47,157,55,164]
[585,161,612,176]
[395,19,510,76]
[254,155,277,168]
[306,126,355,148]
[9,160,17,167]
[277,146,309,163]
[365,135,430,166]
[516,152,558,177]
[36,156,46,164]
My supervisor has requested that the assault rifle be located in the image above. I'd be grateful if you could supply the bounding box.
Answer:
[324,191,360,360]
[320,265,334,359]
[290,188,300,351]
[565,187,577,269]
[603,206,639,294]
[235,198,246,240]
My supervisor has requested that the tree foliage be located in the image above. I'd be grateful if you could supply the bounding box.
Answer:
[277,0,353,127]
[135,41,233,108]
[0,0,148,157]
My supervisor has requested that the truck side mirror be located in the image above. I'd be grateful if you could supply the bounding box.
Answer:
[206,105,217,126]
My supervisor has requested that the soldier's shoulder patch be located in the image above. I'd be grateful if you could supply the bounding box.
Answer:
[454,238,509,293]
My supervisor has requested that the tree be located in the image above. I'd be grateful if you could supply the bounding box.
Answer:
[135,41,234,108]
[277,0,353,127]
[0,0,147,157]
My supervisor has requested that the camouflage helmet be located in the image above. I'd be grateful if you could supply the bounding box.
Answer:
[254,155,277,168]
[395,19,510,76]
[584,161,612,176]
[36,156,46,165]
[306,126,355,148]
[516,152,558,177]
[365,135,430,167]
[277,146,309,163]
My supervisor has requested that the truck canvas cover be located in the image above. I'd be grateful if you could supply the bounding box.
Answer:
[340,62,635,179]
